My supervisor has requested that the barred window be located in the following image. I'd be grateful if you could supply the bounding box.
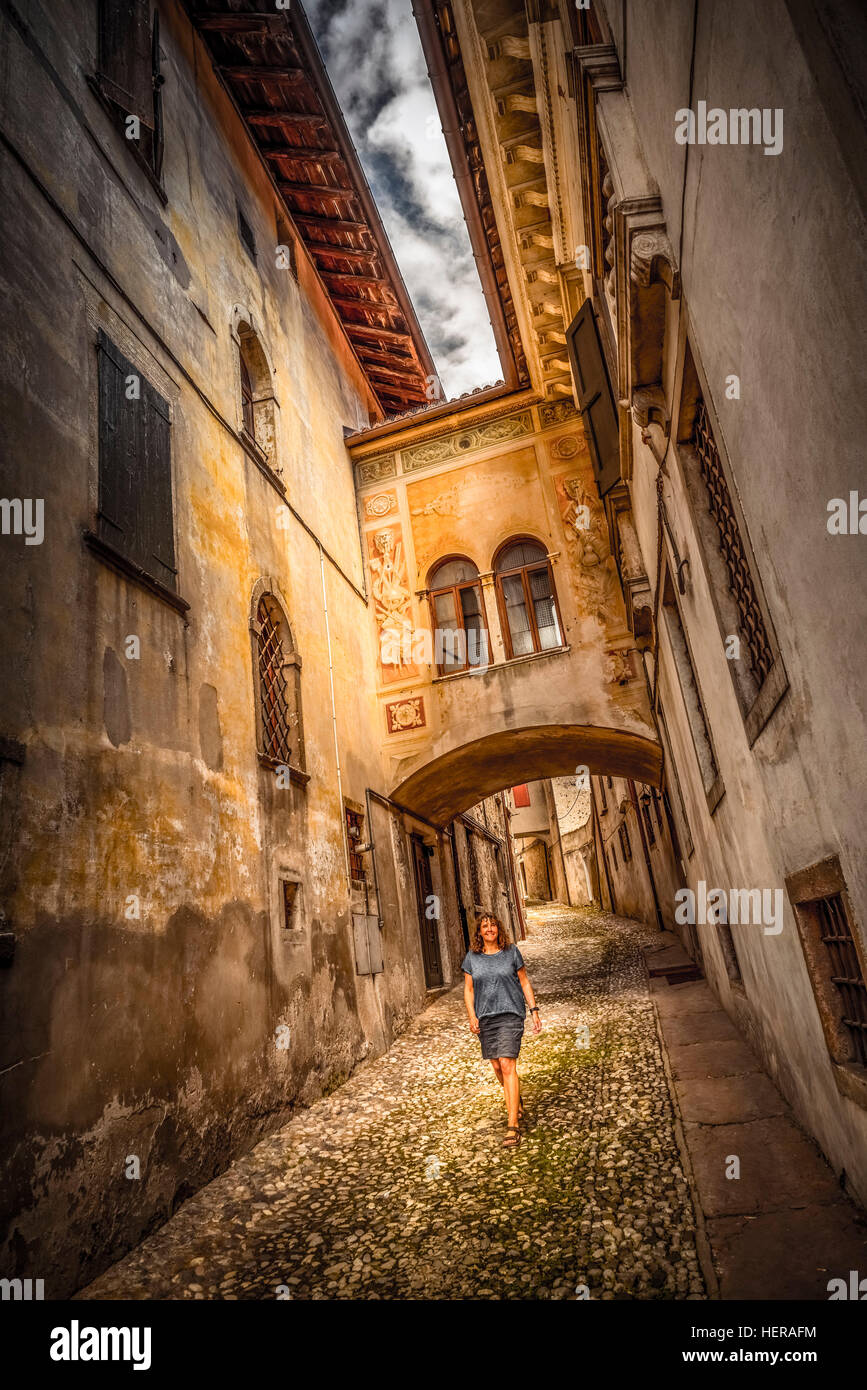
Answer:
[678,345,787,744]
[618,823,631,862]
[787,858,867,1104]
[252,589,304,775]
[257,597,292,764]
[692,397,773,688]
[815,896,867,1067]
[346,809,367,884]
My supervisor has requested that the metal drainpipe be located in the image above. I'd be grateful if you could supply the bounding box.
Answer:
[319,544,351,887]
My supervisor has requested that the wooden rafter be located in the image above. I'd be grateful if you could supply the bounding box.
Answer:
[189,0,435,415]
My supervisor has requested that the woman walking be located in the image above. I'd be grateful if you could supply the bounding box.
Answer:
[462,914,541,1147]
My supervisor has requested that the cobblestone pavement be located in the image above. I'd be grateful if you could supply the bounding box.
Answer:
[79,904,707,1301]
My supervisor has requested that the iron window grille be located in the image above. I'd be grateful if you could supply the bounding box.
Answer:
[640,791,655,846]
[257,596,293,766]
[787,857,867,1109]
[346,810,367,883]
[817,894,867,1067]
[692,396,773,689]
[466,828,481,906]
[619,823,632,862]
[281,879,300,930]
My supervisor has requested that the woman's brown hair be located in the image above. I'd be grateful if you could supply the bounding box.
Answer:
[471,913,509,953]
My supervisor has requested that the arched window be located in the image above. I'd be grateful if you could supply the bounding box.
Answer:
[240,351,255,438]
[251,587,304,775]
[494,539,562,658]
[428,556,488,675]
[237,322,279,474]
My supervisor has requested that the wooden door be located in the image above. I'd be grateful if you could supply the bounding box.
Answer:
[411,836,443,988]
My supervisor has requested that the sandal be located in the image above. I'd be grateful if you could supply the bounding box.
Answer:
[502,1126,521,1148]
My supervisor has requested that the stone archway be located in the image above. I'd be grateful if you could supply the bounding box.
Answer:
[391,722,661,824]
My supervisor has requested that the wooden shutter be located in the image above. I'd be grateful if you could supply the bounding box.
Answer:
[98,0,155,127]
[97,330,176,589]
[567,300,621,496]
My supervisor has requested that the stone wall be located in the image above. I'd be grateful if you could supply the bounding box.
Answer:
[0,0,459,1296]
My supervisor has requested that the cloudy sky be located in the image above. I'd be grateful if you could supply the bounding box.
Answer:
[305,0,501,398]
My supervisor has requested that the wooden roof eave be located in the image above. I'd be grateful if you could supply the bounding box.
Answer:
[412,0,530,392]
[184,1,434,417]
[289,3,437,382]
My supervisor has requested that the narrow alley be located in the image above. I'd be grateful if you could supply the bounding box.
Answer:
[78,905,707,1301]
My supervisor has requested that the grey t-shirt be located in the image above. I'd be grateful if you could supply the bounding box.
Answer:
[462,944,526,1018]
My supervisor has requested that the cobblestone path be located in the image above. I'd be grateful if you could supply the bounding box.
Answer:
[79,904,707,1301]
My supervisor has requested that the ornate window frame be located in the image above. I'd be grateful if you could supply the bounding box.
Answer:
[250,579,307,785]
[231,307,282,480]
[426,555,490,676]
[493,536,565,661]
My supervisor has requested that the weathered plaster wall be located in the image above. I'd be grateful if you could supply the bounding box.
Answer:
[596,0,867,1202]
[0,0,433,1296]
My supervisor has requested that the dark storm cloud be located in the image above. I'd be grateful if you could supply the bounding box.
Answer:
[305,0,501,395]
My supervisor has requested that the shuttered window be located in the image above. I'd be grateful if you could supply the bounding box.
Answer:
[566,299,620,496]
[96,2,164,179]
[97,330,176,591]
[98,0,154,125]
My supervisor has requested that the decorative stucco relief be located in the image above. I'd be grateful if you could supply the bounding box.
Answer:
[401,410,534,472]
[358,453,397,485]
[549,433,581,460]
[553,470,621,622]
[364,490,398,518]
[539,399,579,427]
[385,697,426,733]
[367,526,419,683]
[605,648,635,685]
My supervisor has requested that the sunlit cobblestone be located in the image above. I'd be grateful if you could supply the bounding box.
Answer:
[80,904,706,1301]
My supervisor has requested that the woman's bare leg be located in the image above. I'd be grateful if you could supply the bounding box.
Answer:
[490,1059,522,1120]
[500,1057,520,1128]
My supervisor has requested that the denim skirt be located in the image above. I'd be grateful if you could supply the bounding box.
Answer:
[478,1011,525,1060]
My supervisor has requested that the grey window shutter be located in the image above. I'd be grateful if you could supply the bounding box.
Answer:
[98,0,155,127]
[97,330,176,588]
[566,300,621,496]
